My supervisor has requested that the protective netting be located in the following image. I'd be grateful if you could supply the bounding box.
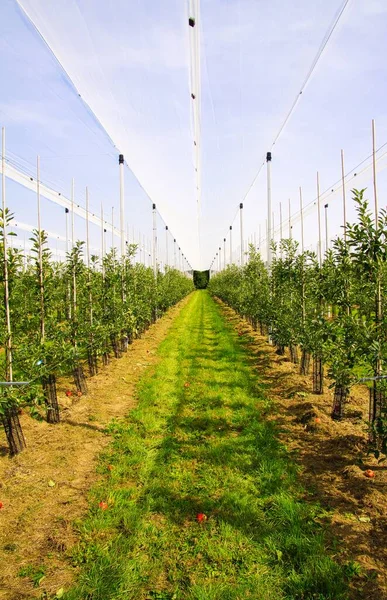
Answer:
[1,0,386,268]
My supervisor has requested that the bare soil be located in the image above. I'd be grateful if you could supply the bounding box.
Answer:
[218,301,387,600]
[0,297,190,600]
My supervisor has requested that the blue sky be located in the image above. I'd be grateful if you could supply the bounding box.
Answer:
[1,0,387,269]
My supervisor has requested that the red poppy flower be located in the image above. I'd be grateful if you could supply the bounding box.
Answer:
[0,502,3,509]
[184,382,190,388]
[99,501,108,510]
[107,465,113,471]
[364,469,375,478]
[65,390,72,397]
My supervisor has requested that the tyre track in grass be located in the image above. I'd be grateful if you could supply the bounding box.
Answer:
[63,290,350,600]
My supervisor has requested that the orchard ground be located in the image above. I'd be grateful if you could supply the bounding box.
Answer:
[0,291,385,599]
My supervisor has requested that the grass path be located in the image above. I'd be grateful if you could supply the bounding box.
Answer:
[64,291,349,600]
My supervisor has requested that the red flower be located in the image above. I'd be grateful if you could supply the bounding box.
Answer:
[65,390,72,397]
[364,469,375,478]
[196,513,207,522]
[99,501,108,510]
[107,465,113,471]
[184,382,190,388]
[77,391,83,397]
[0,502,3,509]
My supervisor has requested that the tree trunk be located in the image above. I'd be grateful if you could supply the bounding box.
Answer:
[73,365,88,395]
[290,344,299,364]
[312,355,324,394]
[110,334,121,359]
[331,384,348,420]
[369,384,385,440]
[275,344,285,355]
[87,349,98,377]
[300,349,311,375]
[1,406,26,455]
[43,374,60,423]
[102,352,110,366]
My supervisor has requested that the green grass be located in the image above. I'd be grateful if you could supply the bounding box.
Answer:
[63,291,350,600]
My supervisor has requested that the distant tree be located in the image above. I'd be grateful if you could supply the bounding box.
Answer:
[193,270,210,289]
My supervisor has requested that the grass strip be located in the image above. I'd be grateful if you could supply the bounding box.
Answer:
[63,290,350,600]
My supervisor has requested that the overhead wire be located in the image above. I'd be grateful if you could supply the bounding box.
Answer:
[212,0,351,264]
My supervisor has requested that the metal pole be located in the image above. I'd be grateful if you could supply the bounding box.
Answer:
[119,154,125,258]
[341,149,347,242]
[71,178,75,248]
[239,202,244,266]
[324,204,329,254]
[317,172,322,266]
[223,238,226,269]
[229,225,232,264]
[299,187,304,254]
[2,127,12,380]
[111,206,114,250]
[174,238,176,268]
[152,203,157,276]
[266,152,272,266]
[86,187,90,269]
[37,155,44,340]
[65,208,69,255]
[165,226,169,267]
[372,119,378,227]
[279,201,283,244]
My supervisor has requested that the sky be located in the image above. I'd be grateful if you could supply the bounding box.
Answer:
[0,0,387,269]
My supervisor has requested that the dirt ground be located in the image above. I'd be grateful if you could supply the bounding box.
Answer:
[1,294,386,600]
[0,297,190,600]
[218,302,387,600]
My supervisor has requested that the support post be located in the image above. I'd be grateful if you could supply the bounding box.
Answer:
[324,203,329,254]
[317,172,322,266]
[165,225,169,268]
[229,225,232,264]
[239,202,244,266]
[152,203,157,276]
[223,238,226,269]
[341,149,347,242]
[266,152,272,267]
[299,187,304,254]
[119,154,125,258]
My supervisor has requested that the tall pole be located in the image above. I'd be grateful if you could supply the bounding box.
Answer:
[266,152,272,267]
[299,186,304,254]
[165,226,169,268]
[288,198,292,239]
[71,178,75,249]
[239,202,244,266]
[223,238,226,269]
[259,224,261,254]
[229,225,232,264]
[152,203,157,276]
[2,127,12,380]
[37,155,44,340]
[341,149,347,242]
[174,238,176,268]
[324,204,329,254]
[219,247,221,271]
[101,204,105,273]
[119,154,125,258]
[111,206,114,250]
[372,119,378,226]
[317,172,322,266]
[65,208,69,255]
[279,201,283,245]
[86,187,90,269]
